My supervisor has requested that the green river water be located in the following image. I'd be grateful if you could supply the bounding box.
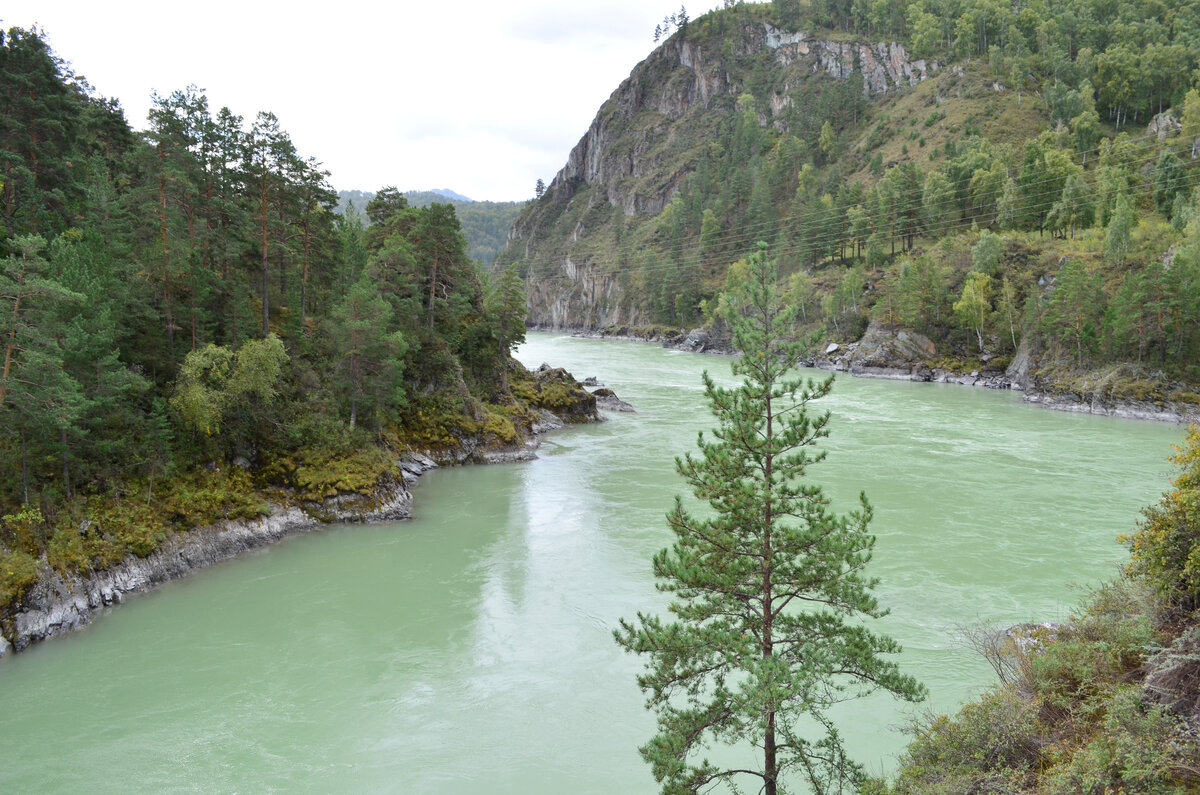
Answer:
[0,332,1185,793]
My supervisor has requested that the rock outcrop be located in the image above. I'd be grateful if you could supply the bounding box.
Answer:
[2,461,432,657]
[592,387,635,413]
[503,18,938,330]
[815,321,1013,388]
[543,25,935,212]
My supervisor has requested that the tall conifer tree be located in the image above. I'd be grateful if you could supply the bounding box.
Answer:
[616,244,924,795]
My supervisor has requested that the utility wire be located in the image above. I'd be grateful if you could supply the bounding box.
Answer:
[509,125,1197,282]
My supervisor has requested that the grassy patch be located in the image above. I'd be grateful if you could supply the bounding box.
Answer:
[291,446,393,501]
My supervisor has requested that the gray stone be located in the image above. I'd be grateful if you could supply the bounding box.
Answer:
[1149,111,1182,141]
[592,387,636,413]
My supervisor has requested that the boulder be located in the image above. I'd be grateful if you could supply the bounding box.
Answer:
[592,387,635,412]
[1149,111,1182,141]
[527,366,601,423]
[846,321,937,371]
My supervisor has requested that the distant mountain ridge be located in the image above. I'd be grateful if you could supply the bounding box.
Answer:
[429,188,473,202]
[493,0,1200,414]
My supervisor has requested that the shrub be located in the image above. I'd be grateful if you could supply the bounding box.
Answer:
[888,688,1041,794]
[292,446,392,500]
[1042,686,1193,795]
[0,506,44,557]
[1122,425,1200,610]
[47,525,90,575]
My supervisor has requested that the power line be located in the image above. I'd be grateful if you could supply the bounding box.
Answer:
[507,124,1197,286]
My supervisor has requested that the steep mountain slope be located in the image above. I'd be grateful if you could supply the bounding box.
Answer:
[503,6,939,328]
[497,1,1200,415]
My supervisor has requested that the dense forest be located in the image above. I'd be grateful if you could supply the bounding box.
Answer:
[503,0,1200,406]
[336,189,524,267]
[0,26,557,619]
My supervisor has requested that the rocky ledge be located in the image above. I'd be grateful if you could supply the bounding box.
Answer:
[581,376,636,412]
[0,456,438,659]
[817,322,1200,424]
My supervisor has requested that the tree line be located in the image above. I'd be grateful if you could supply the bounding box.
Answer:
[0,27,526,587]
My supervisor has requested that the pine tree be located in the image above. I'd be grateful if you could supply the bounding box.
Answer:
[328,271,408,432]
[615,244,924,795]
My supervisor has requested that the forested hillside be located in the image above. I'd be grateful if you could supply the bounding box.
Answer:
[336,189,524,267]
[0,27,561,626]
[499,0,1200,409]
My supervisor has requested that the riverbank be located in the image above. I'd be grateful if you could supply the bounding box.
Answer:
[547,323,1200,424]
[1,459,434,657]
[0,365,617,660]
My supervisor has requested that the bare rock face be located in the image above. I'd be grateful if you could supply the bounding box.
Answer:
[838,321,940,379]
[546,23,935,213]
[1149,111,1182,141]
[507,19,939,330]
[592,387,635,413]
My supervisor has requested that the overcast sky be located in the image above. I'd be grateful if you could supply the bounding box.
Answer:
[4,1,729,202]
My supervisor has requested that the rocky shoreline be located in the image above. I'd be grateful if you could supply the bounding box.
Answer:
[0,366,625,660]
[542,323,1200,425]
[814,324,1200,424]
[0,455,436,659]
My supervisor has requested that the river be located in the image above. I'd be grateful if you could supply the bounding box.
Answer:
[0,332,1183,793]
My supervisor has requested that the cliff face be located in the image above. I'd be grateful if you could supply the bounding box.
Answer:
[545,25,935,218]
[502,18,937,329]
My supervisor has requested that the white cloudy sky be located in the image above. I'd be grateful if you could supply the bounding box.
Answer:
[4,1,728,201]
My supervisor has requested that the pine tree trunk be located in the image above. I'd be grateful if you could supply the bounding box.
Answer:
[428,247,439,330]
[60,427,72,498]
[0,292,20,406]
[762,387,778,795]
[159,166,175,361]
[20,429,29,506]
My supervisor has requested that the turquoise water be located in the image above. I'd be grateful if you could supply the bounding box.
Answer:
[0,332,1182,792]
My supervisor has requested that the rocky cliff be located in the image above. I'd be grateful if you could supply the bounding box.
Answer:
[501,12,937,329]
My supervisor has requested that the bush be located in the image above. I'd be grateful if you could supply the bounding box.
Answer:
[888,688,1041,794]
[47,525,90,575]
[1042,686,1193,795]
[291,446,392,500]
[0,506,45,557]
[1122,425,1200,610]
[1031,581,1159,715]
